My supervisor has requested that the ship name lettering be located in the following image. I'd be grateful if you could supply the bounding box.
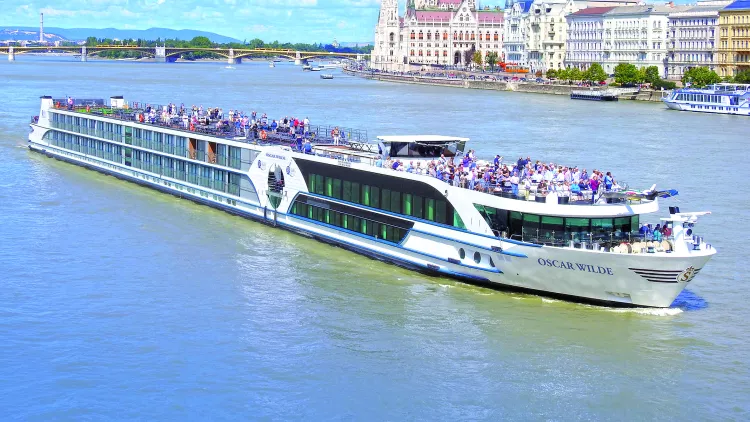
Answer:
[537,258,613,275]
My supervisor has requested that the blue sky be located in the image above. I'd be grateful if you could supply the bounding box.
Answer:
[5,0,383,43]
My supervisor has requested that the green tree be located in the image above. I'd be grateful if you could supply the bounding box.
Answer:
[545,68,557,78]
[557,67,569,81]
[682,66,721,88]
[189,36,212,48]
[486,51,498,70]
[85,36,98,46]
[472,51,483,68]
[569,67,583,81]
[643,66,660,85]
[613,63,643,85]
[734,69,750,83]
[583,63,607,82]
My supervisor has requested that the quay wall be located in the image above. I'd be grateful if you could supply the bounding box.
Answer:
[343,69,665,103]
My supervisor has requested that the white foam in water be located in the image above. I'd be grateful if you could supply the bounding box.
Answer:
[608,307,684,316]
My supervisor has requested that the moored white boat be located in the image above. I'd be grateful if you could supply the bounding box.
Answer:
[663,83,750,116]
[27,96,717,308]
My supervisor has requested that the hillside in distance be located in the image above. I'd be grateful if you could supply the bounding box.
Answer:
[0,26,240,43]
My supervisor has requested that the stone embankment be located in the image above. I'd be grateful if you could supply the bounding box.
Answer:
[343,69,667,103]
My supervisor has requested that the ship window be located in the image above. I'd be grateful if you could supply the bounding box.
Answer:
[459,248,466,259]
[315,174,324,195]
[343,181,353,202]
[332,178,342,199]
[413,195,424,219]
[425,198,436,221]
[541,216,565,242]
[325,177,334,197]
[361,185,371,206]
[565,217,590,241]
[382,188,391,211]
[371,186,380,208]
[591,218,614,239]
[474,252,481,264]
[435,200,447,224]
[351,182,360,205]
[614,217,632,234]
[402,193,412,216]
[391,191,401,214]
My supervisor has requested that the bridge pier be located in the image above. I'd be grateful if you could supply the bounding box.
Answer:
[154,46,167,63]
[227,57,242,65]
[294,51,307,66]
[8,46,14,62]
[81,46,87,62]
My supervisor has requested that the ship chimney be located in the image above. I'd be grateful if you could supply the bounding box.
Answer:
[39,13,44,43]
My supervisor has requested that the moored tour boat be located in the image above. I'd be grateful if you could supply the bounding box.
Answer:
[663,83,750,116]
[28,96,717,308]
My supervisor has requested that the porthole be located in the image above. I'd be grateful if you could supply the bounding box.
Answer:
[490,257,496,268]
[474,252,482,264]
[459,248,466,259]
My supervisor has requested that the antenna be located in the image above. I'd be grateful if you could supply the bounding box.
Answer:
[39,12,44,43]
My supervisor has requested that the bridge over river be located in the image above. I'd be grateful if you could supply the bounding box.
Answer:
[0,45,368,65]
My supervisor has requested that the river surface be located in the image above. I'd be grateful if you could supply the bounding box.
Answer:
[1,56,748,420]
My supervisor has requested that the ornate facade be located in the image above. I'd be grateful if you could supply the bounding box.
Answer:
[371,0,505,71]
[666,2,730,80]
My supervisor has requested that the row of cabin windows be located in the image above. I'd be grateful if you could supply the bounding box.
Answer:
[475,204,639,244]
[307,173,465,228]
[290,201,408,244]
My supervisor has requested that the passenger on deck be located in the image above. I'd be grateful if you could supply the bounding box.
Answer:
[302,138,312,154]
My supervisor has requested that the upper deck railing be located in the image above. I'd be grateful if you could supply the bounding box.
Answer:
[50,103,369,146]
[42,103,655,208]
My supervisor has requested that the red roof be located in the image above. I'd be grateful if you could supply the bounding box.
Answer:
[570,6,615,16]
[415,11,453,21]
[477,11,504,23]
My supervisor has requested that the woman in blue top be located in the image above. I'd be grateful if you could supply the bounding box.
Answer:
[604,171,614,191]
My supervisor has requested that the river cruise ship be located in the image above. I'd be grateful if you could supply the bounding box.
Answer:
[663,83,750,116]
[28,96,717,307]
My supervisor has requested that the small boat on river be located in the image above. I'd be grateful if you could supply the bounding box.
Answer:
[320,74,334,80]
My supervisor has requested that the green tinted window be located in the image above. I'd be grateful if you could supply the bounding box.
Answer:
[435,200,447,224]
[402,193,412,216]
[382,189,391,211]
[413,195,423,219]
[331,179,341,199]
[371,186,380,208]
[425,198,435,221]
[343,181,352,202]
[351,182,360,205]
[390,191,401,214]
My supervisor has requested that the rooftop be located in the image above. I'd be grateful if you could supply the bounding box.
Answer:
[376,135,470,143]
[723,0,750,10]
[570,6,616,16]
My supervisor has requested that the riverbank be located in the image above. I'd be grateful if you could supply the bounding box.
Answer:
[343,68,667,103]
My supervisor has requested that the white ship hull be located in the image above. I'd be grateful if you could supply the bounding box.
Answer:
[27,125,714,308]
[663,99,750,115]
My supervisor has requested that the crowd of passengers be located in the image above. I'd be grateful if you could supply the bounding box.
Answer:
[376,151,620,203]
[131,102,327,141]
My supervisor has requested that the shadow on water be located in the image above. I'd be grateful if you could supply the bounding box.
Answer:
[671,289,708,311]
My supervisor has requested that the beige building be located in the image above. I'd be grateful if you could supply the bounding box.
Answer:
[718,0,750,77]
